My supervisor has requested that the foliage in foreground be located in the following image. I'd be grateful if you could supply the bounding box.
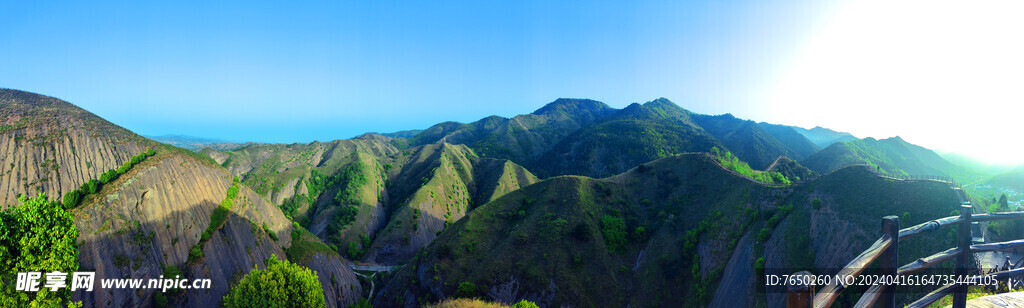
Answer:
[222,254,325,308]
[0,193,81,307]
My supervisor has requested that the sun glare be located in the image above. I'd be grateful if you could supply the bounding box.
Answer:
[764,0,1024,166]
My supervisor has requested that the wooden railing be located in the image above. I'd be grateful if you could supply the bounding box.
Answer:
[789,206,1024,307]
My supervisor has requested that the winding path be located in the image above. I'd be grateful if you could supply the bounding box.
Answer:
[348,263,399,301]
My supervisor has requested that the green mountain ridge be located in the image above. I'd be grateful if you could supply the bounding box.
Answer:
[792,125,858,148]
[800,136,963,177]
[374,154,966,307]
[3,88,994,308]
[406,97,822,179]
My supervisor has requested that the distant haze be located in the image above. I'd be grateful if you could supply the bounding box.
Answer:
[1,0,1020,165]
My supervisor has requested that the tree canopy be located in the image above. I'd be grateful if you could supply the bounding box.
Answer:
[222,255,325,308]
[0,193,81,307]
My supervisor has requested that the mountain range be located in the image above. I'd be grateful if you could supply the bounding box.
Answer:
[0,88,992,307]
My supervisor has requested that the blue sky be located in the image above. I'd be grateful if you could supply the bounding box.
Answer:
[5,1,1023,165]
[0,0,838,140]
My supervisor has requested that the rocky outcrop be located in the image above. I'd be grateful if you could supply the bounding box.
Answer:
[0,127,146,207]
[306,253,363,308]
[72,154,362,307]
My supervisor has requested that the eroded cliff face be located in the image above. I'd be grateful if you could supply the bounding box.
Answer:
[72,154,363,307]
[0,89,153,207]
[0,124,146,207]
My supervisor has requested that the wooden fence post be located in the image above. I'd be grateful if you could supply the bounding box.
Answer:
[953,205,973,308]
[881,216,899,308]
[787,270,814,308]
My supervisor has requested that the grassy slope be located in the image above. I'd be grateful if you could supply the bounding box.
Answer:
[377,154,768,307]
[986,166,1024,192]
[307,151,390,247]
[217,136,400,201]
[366,143,538,264]
[766,156,818,182]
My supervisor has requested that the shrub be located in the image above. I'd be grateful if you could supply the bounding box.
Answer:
[511,300,540,308]
[325,206,358,236]
[632,226,647,242]
[754,257,765,276]
[454,282,477,298]
[333,160,368,206]
[811,198,822,210]
[348,298,371,308]
[146,148,156,156]
[538,212,568,241]
[264,223,279,241]
[190,244,203,260]
[347,242,363,259]
[222,255,325,308]
[757,228,771,242]
[62,189,81,209]
[601,215,627,252]
[153,292,168,307]
[99,169,116,184]
[164,264,182,276]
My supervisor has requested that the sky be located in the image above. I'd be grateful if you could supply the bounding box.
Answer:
[1,1,1022,165]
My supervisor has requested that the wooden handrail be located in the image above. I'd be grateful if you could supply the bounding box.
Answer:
[899,216,961,240]
[972,212,1024,223]
[898,247,960,275]
[906,284,957,308]
[812,233,894,307]
[971,239,1024,253]
[853,284,885,308]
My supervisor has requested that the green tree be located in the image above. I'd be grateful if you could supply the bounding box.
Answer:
[0,193,81,307]
[222,255,325,308]
[454,282,477,298]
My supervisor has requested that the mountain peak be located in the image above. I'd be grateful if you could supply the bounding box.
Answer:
[642,97,681,109]
[531,98,613,117]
